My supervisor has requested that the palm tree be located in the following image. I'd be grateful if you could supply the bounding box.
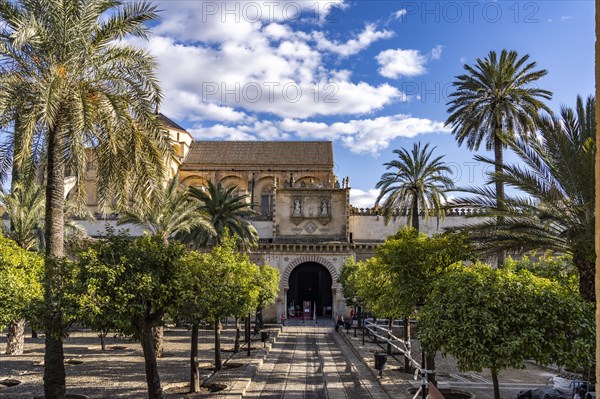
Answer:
[1,182,45,251]
[0,1,170,397]
[119,176,215,245]
[375,142,453,232]
[184,181,258,248]
[182,181,257,382]
[445,50,552,265]
[119,175,215,358]
[452,96,595,302]
[374,142,452,381]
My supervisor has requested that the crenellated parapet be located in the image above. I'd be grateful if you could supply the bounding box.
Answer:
[349,207,487,217]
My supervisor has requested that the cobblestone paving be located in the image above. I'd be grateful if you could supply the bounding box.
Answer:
[244,323,389,399]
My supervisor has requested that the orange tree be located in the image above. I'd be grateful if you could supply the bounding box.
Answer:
[77,232,186,399]
[420,264,594,399]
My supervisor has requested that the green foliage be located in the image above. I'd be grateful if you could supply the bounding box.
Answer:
[503,255,579,292]
[355,256,412,319]
[446,50,552,152]
[420,263,594,373]
[339,257,360,307]
[32,257,81,338]
[1,182,45,251]
[177,233,260,324]
[183,182,258,249]
[375,142,453,228]
[0,0,171,212]
[349,228,475,319]
[451,96,595,301]
[76,231,187,337]
[0,236,43,329]
[255,264,280,310]
[119,175,215,243]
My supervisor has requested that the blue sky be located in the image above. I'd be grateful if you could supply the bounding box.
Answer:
[147,0,594,207]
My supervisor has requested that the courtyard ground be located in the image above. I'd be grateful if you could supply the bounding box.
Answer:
[1,321,563,399]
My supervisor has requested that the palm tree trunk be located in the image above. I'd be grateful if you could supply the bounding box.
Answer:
[140,321,163,399]
[494,131,505,268]
[44,335,66,399]
[44,123,67,399]
[214,319,222,371]
[190,323,200,393]
[411,197,419,231]
[575,253,596,302]
[5,319,26,355]
[593,21,600,388]
[491,368,500,399]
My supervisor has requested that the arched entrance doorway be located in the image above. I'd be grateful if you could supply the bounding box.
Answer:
[287,262,333,318]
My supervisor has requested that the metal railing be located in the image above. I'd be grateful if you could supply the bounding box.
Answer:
[362,319,431,399]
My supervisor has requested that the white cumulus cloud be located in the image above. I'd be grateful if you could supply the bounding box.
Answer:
[350,188,381,208]
[376,49,427,78]
[393,9,407,19]
[189,114,450,155]
[431,45,443,60]
[137,4,404,122]
[313,23,394,57]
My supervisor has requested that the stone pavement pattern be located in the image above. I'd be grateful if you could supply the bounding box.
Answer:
[244,322,389,399]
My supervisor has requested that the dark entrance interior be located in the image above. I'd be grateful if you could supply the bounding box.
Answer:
[287,262,333,317]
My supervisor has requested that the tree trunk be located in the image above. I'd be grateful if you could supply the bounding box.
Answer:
[99,332,106,351]
[6,319,25,355]
[140,322,163,399]
[214,319,222,371]
[403,316,411,372]
[575,253,596,302]
[491,368,500,399]
[44,336,66,399]
[257,307,264,330]
[426,353,437,385]
[411,197,419,231]
[153,325,164,358]
[595,2,600,386]
[493,131,505,268]
[233,317,241,354]
[43,124,67,399]
[190,323,200,393]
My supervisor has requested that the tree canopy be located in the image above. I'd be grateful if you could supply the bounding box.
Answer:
[375,142,453,229]
[420,263,594,399]
[452,96,596,301]
[76,231,187,399]
[0,235,43,330]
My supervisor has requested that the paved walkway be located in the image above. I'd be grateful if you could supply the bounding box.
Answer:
[244,323,389,399]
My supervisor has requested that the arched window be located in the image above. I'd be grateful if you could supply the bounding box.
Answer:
[261,188,274,217]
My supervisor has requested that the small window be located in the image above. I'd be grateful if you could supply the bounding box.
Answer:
[261,193,273,216]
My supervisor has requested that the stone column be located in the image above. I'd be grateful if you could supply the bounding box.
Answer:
[332,287,337,320]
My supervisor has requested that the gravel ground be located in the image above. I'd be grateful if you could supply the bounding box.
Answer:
[0,323,256,398]
[0,324,573,399]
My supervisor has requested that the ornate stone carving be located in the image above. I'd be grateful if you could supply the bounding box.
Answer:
[304,221,318,234]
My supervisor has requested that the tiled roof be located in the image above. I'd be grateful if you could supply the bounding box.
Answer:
[158,113,188,133]
[182,141,333,168]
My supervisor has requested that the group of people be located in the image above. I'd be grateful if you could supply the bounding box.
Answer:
[335,308,357,332]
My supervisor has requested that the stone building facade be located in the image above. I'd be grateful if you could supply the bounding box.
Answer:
[80,115,473,322]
